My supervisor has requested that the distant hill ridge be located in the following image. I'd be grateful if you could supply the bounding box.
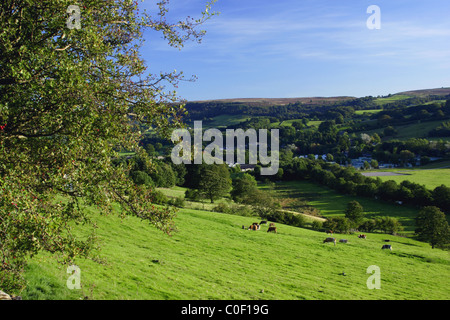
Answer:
[188,96,355,107]
[187,87,450,106]
[396,87,450,97]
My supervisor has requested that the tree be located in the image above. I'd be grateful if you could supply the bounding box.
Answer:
[231,173,258,203]
[363,161,371,170]
[323,217,351,234]
[344,201,365,228]
[318,120,336,134]
[370,159,379,169]
[185,189,201,202]
[326,153,334,162]
[399,150,415,166]
[172,163,188,186]
[240,188,280,218]
[198,164,232,203]
[371,133,381,145]
[155,142,163,152]
[130,171,154,187]
[145,143,156,156]
[420,156,431,166]
[148,161,177,188]
[359,219,377,232]
[443,99,450,115]
[291,120,303,130]
[384,126,397,136]
[378,216,402,234]
[378,114,392,126]
[415,206,450,249]
[432,185,450,213]
[0,0,217,293]
[378,180,399,201]
[337,132,350,152]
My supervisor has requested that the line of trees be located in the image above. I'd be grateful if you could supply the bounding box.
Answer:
[321,200,403,235]
[125,153,449,248]
[275,157,450,214]
[322,200,449,249]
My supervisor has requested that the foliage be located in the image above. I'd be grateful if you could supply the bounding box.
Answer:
[432,185,450,212]
[0,0,217,293]
[323,216,351,234]
[168,197,185,208]
[230,173,258,203]
[148,161,177,188]
[212,203,255,217]
[130,170,154,187]
[279,157,450,214]
[344,201,365,227]
[429,121,450,137]
[258,210,306,228]
[374,216,403,234]
[197,164,232,203]
[415,206,450,249]
[150,190,169,205]
[185,188,201,202]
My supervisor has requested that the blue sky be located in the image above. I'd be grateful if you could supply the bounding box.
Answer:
[140,0,450,101]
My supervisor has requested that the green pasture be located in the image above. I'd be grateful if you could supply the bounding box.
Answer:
[269,119,322,129]
[157,186,233,211]
[419,160,450,169]
[354,109,383,115]
[370,168,450,190]
[22,206,450,300]
[355,119,448,141]
[201,114,252,128]
[374,95,412,106]
[264,180,421,235]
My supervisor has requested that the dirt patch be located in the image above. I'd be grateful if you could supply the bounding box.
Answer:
[361,172,409,177]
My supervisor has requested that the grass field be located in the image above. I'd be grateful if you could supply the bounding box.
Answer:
[419,159,450,169]
[354,109,383,115]
[201,114,252,128]
[374,95,412,106]
[158,180,424,235]
[369,168,450,190]
[263,180,421,235]
[356,119,449,141]
[21,205,449,300]
[157,186,233,211]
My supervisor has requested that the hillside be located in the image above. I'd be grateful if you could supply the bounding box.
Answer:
[187,87,450,106]
[23,206,450,300]
[18,87,450,301]
[396,87,450,97]
[188,96,356,107]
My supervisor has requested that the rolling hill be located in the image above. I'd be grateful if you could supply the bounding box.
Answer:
[22,206,450,300]
[396,87,450,97]
[188,96,356,107]
[186,87,450,108]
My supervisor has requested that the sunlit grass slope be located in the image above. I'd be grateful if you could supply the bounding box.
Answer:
[23,207,449,300]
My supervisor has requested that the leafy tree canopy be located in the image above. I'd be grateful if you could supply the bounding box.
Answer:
[0,0,217,292]
[415,206,450,249]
